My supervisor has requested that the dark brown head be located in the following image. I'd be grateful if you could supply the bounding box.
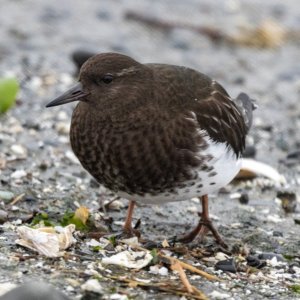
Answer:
[46,53,153,113]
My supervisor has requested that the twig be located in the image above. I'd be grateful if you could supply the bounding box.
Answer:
[9,193,26,206]
[107,275,207,300]
[121,242,220,281]
[171,261,194,293]
[125,10,226,42]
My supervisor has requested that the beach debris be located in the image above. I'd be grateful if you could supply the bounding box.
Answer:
[16,224,76,257]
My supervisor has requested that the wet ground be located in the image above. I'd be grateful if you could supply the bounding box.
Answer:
[0,0,300,299]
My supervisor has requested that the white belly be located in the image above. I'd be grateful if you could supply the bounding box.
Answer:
[118,138,241,204]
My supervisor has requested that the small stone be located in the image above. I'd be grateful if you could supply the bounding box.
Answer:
[276,191,297,213]
[10,170,27,179]
[10,144,27,157]
[209,290,230,299]
[71,50,95,71]
[286,150,300,161]
[0,281,70,300]
[55,122,69,135]
[0,190,14,202]
[215,258,237,273]
[149,265,169,276]
[65,151,79,164]
[243,145,256,158]
[257,252,284,262]
[246,255,266,269]
[81,279,103,294]
[239,192,249,204]
[0,210,8,224]
[215,252,229,261]
[272,230,283,237]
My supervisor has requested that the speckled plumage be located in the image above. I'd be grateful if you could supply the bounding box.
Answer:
[47,53,255,245]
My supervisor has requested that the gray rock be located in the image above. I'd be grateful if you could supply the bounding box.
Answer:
[0,282,70,300]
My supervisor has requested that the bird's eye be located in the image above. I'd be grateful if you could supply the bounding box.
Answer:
[102,74,113,84]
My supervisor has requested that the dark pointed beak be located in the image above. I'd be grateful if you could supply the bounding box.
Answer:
[46,83,89,107]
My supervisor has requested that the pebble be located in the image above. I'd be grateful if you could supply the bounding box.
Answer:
[209,290,230,299]
[149,265,169,276]
[0,281,70,300]
[215,252,229,261]
[246,255,267,269]
[81,279,103,294]
[257,252,285,262]
[0,210,8,224]
[0,190,14,202]
[71,50,95,71]
[276,191,298,213]
[10,144,27,157]
[215,259,237,273]
[239,192,249,204]
[55,122,69,135]
[10,170,27,179]
[242,145,256,158]
[272,230,283,237]
[286,150,300,160]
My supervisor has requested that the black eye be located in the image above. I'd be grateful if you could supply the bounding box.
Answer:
[102,74,113,84]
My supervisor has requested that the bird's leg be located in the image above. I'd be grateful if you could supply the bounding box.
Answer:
[123,200,136,234]
[177,195,227,248]
[197,195,228,248]
[176,218,203,243]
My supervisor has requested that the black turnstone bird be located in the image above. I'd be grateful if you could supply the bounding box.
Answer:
[46,53,255,247]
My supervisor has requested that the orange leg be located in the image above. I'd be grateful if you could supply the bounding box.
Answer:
[178,195,227,248]
[123,200,136,233]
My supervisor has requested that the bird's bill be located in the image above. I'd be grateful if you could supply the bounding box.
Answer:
[46,83,89,107]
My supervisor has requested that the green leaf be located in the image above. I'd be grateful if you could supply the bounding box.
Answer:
[150,248,159,265]
[0,77,19,114]
[92,245,103,252]
[108,235,117,247]
[60,210,89,231]
[31,212,54,227]
[290,284,300,294]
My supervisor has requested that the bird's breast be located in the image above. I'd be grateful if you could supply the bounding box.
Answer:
[69,107,213,197]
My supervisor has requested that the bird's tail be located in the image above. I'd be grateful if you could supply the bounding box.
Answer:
[234,92,257,132]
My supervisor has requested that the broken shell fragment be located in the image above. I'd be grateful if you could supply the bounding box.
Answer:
[16,224,76,257]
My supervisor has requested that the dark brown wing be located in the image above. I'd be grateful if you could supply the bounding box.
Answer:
[193,80,247,157]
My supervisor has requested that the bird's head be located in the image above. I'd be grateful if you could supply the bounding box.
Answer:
[46,53,152,112]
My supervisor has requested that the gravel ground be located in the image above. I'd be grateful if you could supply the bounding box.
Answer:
[0,0,300,299]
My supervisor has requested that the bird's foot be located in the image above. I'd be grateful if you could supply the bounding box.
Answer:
[120,218,142,239]
[198,218,228,249]
[176,218,228,249]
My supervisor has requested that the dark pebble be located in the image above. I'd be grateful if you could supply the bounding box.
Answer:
[288,262,300,274]
[39,162,48,170]
[259,125,273,132]
[294,219,300,225]
[286,150,300,160]
[257,252,284,262]
[246,255,267,269]
[81,292,102,300]
[71,50,95,71]
[0,281,70,300]
[273,230,283,237]
[0,210,8,224]
[276,191,297,213]
[22,120,40,131]
[215,258,237,273]
[143,240,162,249]
[239,192,249,204]
[242,145,256,158]
[24,196,37,203]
